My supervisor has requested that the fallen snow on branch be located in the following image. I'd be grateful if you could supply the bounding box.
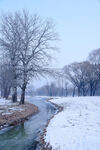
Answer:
[45,97,100,150]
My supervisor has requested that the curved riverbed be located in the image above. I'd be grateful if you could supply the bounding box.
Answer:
[0,97,56,150]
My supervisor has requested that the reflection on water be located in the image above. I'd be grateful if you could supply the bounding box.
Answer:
[0,97,56,150]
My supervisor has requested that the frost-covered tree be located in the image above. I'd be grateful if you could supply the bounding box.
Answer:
[0,13,22,102]
[17,11,57,104]
[63,62,89,96]
[0,10,58,104]
[88,49,100,95]
[0,60,12,99]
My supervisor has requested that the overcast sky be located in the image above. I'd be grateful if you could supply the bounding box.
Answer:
[0,0,100,87]
[0,0,100,68]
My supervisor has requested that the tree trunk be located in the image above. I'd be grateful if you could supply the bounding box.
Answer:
[72,86,75,97]
[92,82,98,96]
[90,83,93,96]
[3,88,7,99]
[92,85,96,96]
[12,73,17,102]
[20,85,26,104]
[1,87,4,97]
[78,86,81,96]
[93,89,96,96]
[82,85,86,96]
[65,88,67,97]
[12,86,17,102]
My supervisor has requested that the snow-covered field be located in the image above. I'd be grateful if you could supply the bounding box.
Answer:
[44,97,100,150]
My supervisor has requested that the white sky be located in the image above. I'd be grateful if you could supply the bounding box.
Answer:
[0,0,100,87]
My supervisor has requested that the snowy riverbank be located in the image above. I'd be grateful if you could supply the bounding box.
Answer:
[44,96,100,150]
[0,98,38,128]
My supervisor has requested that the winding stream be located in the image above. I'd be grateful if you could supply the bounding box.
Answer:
[0,97,57,150]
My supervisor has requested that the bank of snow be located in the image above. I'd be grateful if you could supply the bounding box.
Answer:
[44,97,100,150]
[0,98,38,128]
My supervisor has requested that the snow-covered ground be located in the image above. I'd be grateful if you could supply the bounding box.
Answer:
[0,98,13,106]
[0,98,24,115]
[44,97,100,150]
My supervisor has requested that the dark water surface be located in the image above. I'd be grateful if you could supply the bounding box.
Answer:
[0,97,56,150]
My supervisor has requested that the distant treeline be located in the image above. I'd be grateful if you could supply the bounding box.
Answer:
[36,48,100,97]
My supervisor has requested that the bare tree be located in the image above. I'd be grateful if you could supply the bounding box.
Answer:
[0,60,12,99]
[63,62,88,96]
[88,48,100,80]
[85,63,99,96]
[0,13,22,102]
[64,82,68,97]
[15,11,57,104]
[0,11,57,104]
[88,49,100,95]
[88,48,100,65]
